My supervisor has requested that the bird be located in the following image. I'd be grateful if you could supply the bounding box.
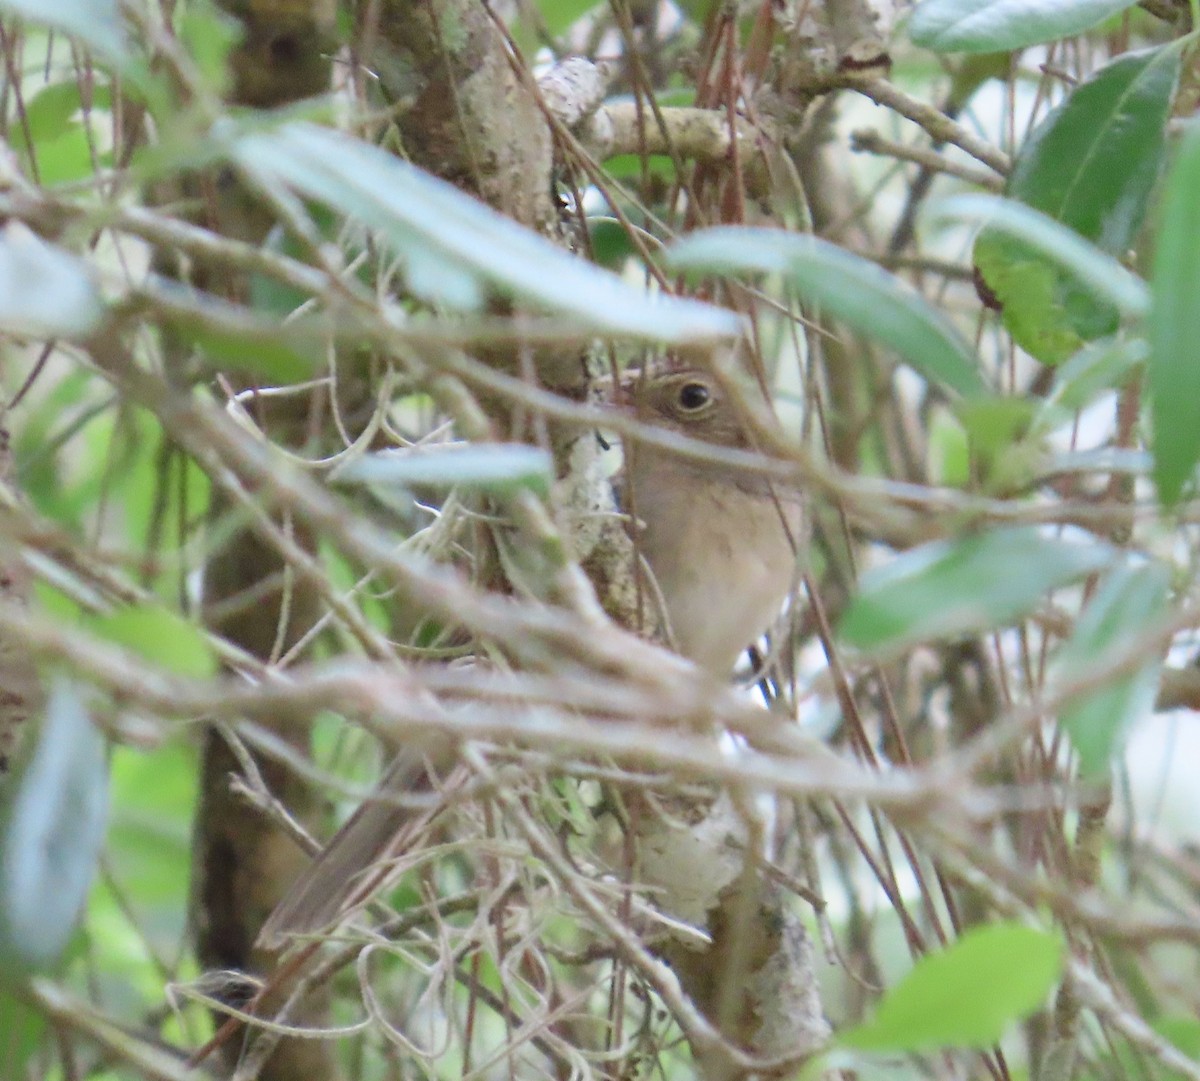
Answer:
[621,367,804,675]
[255,366,803,947]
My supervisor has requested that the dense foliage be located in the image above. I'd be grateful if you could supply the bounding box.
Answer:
[3,1,1200,1079]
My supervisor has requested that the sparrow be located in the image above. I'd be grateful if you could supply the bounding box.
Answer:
[255,366,803,946]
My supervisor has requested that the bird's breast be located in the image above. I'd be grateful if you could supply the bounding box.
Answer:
[627,459,803,674]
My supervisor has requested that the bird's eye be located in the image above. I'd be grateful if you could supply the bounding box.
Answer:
[676,381,711,411]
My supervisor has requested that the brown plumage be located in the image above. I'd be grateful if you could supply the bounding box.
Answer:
[622,368,804,674]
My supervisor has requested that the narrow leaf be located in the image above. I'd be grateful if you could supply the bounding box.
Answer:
[1041,336,1146,416]
[233,123,739,343]
[910,0,1139,54]
[0,679,108,974]
[88,605,218,680]
[840,527,1113,654]
[0,224,105,339]
[0,993,45,1069]
[335,444,554,498]
[184,323,322,384]
[0,0,127,62]
[667,228,986,398]
[1149,123,1200,505]
[840,924,1063,1051]
[1058,562,1169,776]
[927,195,1148,318]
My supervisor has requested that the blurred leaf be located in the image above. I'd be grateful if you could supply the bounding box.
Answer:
[30,407,153,535]
[30,126,106,186]
[1149,122,1200,505]
[539,0,602,36]
[247,219,329,317]
[971,46,1176,363]
[667,228,985,397]
[928,195,1148,318]
[0,224,105,339]
[840,924,1063,1050]
[973,235,1101,363]
[954,395,1037,459]
[12,368,93,505]
[109,407,210,558]
[1009,46,1178,252]
[946,52,1013,107]
[1156,1017,1200,1064]
[0,0,127,62]
[233,122,739,342]
[128,114,239,182]
[88,605,218,679]
[12,80,111,146]
[14,383,121,532]
[1058,561,1169,777]
[0,679,108,976]
[322,544,391,635]
[178,0,242,97]
[11,81,113,186]
[21,81,95,144]
[183,322,321,383]
[928,408,969,487]
[107,744,196,934]
[1040,336,1146,417]
[336,444,554,498]
[1084,1015,1200,1081]
[588,217,638,270]
[0,992,45,1066]
[32,582,86,624]
[955,396,1043,492]
[909,0,1140,54]
[841,527,1113,654]
[605,153,677,182]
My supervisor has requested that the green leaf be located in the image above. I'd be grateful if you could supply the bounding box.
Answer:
[0,679,108,975]
[1040,336,1146,417]
[20,84,115,187]
[928,408,970,487]
[840,527,1113,654]
[182,322,322,383]
[1156,1017,1200,1064]
[666,228,986,398]
[1058,562,1169,777]
[840,924,1063,1051]
[605,153,677,182]
[588,217,638,270]
[973,233,1102,364]
[335,444,554,498]
[233,122,739,343]
[969,45,1176,363]
[107,744,197,918]
[88,605,218,679]
[954,395,1044,491]
[0,224,105,339]
[1149,123,1200,505]
[909,0,1140,54]
[0,992,45,1066]
[27,125,105,186]
[0,0,127,62]
[1009,46,1178,252]
[927,195,1149,318]
[538,0,603,36]
[954,395,1037,459]
[178,0,242,97]
[10,80,112,151]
